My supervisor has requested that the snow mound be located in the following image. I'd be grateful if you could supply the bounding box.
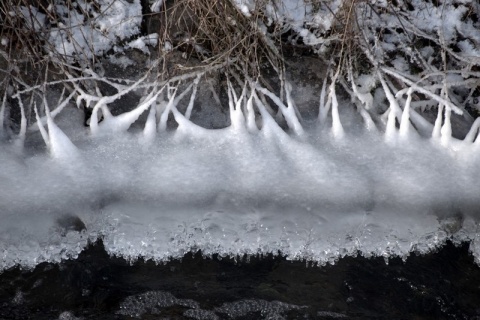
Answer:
[0,105,479,271]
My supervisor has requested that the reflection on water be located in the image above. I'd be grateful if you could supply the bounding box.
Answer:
[1,240,479,319]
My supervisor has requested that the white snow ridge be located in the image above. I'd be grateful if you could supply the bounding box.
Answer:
[1,0,480,272]
[0,76,479,271]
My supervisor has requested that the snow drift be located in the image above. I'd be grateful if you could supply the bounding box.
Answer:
[0,79,479,271]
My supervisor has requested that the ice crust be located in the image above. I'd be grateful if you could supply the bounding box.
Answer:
[0,106,480,271]
[117,290,305,319]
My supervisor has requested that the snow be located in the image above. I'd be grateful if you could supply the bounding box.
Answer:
[233,0,254,17]
[126,34,159,54]
[2,0,480,271]
[16,0,144,62]
[108,55,135,68]
[117,291,303,318]
[163,41,173,52]
[0,101,479,271]
[18,6,46,32]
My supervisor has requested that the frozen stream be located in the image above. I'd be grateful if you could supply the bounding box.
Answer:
[1,103,479,271]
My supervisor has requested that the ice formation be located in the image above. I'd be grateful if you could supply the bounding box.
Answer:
[1,0,480,271]
[12,0,143,62]
[0,73,479,272]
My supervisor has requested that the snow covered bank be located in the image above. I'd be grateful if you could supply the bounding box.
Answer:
[0,101,479,271]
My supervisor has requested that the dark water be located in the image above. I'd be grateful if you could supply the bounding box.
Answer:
[1,240,480,319]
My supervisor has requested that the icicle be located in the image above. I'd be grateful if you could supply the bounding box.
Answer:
[100,105,113,120]
[439,78,454,147]
[475,130,480,146]
[381,67,463,115]
[258,91,276,116]
[185,75,201,120]
[252,90,288,139]
[143,102,157,143]
[155,89,166,124]
[45,101,79,160]
[399,88,413,139]
[256,85,304,135]
[319,65,344,135]
[34,102,49,147]
[352,85,374,111]
[349,66,376,131]
[169,96,209,137]
[227,82,235,111]
[0,92,6,135]
[441,106,452,146]
[408,108,433,137]
[234,86,247,129]
[355,102,377,132]
[159,87,177,132]
[89,103,101,135]
[285,81,303,122]
[330,86,345,139]
[432,104,444,139]
[227,80,236,118]
[385,109,397,142]
[52,87,71,119]
[85,72,153,134]
[464,118,480,143]
[19,98,27,140]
